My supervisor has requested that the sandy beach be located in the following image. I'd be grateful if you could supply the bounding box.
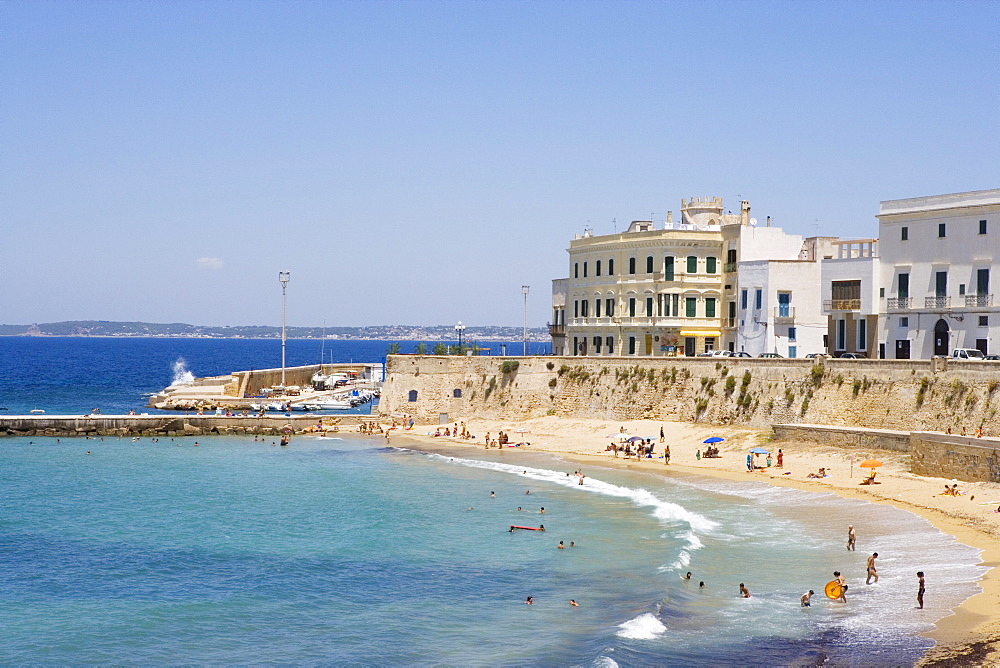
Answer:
[386,415,1000,666]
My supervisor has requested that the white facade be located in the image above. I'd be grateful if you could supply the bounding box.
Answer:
[877,189,1000,358]
[735,258,828,357]
[820,239,881,356]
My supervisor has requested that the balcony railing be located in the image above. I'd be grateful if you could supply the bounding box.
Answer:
[824,299,861,311]
[724,262,737,273]
[548,323,565,336]
[723,317,737,329]
[966,294,994,307]
[773,306,795,322]
[925,296,950,309]
[886,297,911,311]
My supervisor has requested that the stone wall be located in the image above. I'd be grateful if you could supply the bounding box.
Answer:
[0,414,364,438]
[910,432,1000,483]
[772,423,911,452]
[379,355,1000,433]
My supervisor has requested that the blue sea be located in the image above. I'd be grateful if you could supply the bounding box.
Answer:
[0,338,986,665]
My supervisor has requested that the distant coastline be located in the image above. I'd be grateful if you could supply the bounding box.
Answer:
[0,321,551,341]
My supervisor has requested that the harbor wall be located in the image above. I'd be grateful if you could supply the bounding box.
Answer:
[910,432,1000,483]
[772,424,912,452]
[379,355,1000,433]
[0,414,364,438]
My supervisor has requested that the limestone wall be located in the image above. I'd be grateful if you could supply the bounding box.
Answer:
[910,432,1000,483]
[380,355,1000,433]
[772,424,911,452]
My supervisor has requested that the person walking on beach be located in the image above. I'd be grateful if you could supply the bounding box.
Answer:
[777,449,783,468]
[866,553,879,584]
[847,525,856,551]
[660,426,665,443]
[801,590,814,607]
[664,444,671,465]
[916,571,925,609]
[739,583,751,598]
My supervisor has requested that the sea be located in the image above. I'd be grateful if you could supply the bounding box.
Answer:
[0,337,987,665]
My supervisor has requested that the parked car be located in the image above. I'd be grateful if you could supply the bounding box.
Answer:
[952,348,986,360]
[985,355,1000,361]
[804,353,828,359]
[696,351,715,357]
[710,350,734,357]
[839,352,867,359]
[731,351,752,358]
[758,352,784,358]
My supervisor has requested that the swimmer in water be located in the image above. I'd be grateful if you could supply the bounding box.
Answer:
[740,583,751,598]
[558,541,565,549]
[569,541,575,548]
[684,572,692,580]
[699,581,706,588]
[539,525,545,531]
[570,599,579,607]
[801,590,814,607]
[867,553,879,584]
[490,491,495,497]
[525,596,533,605]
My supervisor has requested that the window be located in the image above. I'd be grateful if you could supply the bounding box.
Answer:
[606,298,614,316]
[664,256,675,280]
[595,299,602,317]
[777,292,791,317]
[628,336,636,355]
[858,319,867,350]
[741,289,748,310]
[935,271,947,297]
[959,284,966,296]
[608,258,614,275]
[629,257,636,274]
[574,263,579,278]
[646,296,653,316]
[901,226,908,241]
[836,319,846,351]
[593,336,602,354]
[629,297,636,317]
[900,317,909,327]
[706,257,717,274]
[453,389,462,398]
[979,316,989,326]
[754,289,762,310]
[687,256,697,274]
[879,288,885,298]
[705,298,716,318]
[573,300,578,318]
[606,336,613,352]
[686,297,697,318]
[938,223,946,238]
[788,327,797,341]
[581,300,589,317]
[977,268,990,295]
[980,219,988,235]
[596,260,601,276]
[583,261,588,278]
[408,390,418,402]
[788,346,797,359]
[646,256,654,274]
[897,273,909,298]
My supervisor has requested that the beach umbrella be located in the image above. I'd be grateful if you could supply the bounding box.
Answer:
[859,459,882,468]
[514,428,530,434]
[703,437,725,444]
[626,436,645,442]
[749,447,770,454]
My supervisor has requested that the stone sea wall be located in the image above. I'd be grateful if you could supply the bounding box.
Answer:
[379,355,1000,434]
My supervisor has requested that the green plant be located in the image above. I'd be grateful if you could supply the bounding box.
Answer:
[414,342,428,355]
[501,360,520,374]
[546,361,555,370]
[484,376,497,399]
[386,342,401,355]
[809,363,824,386]
[852,379,862,397]
[800,396,810,415]
[835,373,844,387]
[546,408,556,415]
[724,376,737,396]
[741,370,752,389]
[548,378,557,388]
[916,376,931,407]
[694,397,709,415]
[988,379,1000,394]
[785,387,796,404]
[558,364,570,376]
[433,342,447,355]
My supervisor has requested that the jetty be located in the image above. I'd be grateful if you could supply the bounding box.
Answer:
[0,413,366,438]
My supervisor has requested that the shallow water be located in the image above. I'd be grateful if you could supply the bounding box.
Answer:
[0,434,983,665]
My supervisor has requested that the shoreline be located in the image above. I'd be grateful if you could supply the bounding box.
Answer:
[384,415,1000,665]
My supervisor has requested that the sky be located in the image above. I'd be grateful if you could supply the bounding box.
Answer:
[2,0,998,328]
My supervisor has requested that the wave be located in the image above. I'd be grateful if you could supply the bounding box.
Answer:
[421,452,718,534]
[616,613,666,640]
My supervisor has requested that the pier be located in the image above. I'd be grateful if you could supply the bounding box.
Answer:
[0,413,367,438]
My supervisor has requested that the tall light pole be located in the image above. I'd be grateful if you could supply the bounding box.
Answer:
[522,285,530,356]
[455,321,466,352]
[279,271,290,387]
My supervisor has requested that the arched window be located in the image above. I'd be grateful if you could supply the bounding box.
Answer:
[706,257,717,274]
[596,260,602,276]
[408,390,418,402]
[629,257,636,274]
[646,256,654,273]
[608,258,615,275]
[687,256,698,274]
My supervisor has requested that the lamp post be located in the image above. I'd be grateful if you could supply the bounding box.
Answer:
[522,285,530,356]
[455,321,466,353]
[279,271,290,387]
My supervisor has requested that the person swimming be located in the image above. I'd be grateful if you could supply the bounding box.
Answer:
[739,583,751,598]
[570,599,579,607]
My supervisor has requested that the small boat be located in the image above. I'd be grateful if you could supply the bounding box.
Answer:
[299,399,353,411]
[29,408,45,414]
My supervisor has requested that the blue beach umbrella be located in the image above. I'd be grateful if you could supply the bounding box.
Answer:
[626,436,645,442]
[703,437,724,444]
[749,447,770,454]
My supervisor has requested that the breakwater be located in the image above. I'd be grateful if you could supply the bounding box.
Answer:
[0,414,364,438]
[379,354,1000,433]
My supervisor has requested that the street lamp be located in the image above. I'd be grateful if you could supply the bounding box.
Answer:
[455,321,466,352]
[522,285,530,356]
[279,271,290,387]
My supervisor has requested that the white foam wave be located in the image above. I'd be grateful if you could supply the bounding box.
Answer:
[593,657,618,668]
[423,453,717,533]
[616,612,666,639]
[170,357,195,386]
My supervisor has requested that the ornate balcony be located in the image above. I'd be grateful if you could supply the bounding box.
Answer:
[824,299,861,311]
[965,294,994,307]
[724,262,737,274]
[925,296,950,309]
[548,323,565,336]
[886,297,911,311]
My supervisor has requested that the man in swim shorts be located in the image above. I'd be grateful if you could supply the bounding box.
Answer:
[867,553,879,584]
[847,525,856,551]
[916,571,925,609]
[801,590,814,607]
[739,583,751,598]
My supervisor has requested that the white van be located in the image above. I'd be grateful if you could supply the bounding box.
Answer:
[952,348,985,360]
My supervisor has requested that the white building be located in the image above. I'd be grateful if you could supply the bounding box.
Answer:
[821,239,881,357]
[877,189,1000,358]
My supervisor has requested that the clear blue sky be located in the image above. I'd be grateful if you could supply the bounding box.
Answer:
[3,0,998,328]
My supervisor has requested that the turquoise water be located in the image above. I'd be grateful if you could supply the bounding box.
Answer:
[0,434,984,665]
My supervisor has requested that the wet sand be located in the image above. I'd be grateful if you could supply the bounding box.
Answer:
[385,415,1000,665]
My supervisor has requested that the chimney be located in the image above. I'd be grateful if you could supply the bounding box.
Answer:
[667,211,673,225]
[740,200,750,226]
[766,216,771,227]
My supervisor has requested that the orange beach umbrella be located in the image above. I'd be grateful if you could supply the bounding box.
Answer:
[859,459,882,468]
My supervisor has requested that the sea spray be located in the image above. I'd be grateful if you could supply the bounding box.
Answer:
[171,357,195,386]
